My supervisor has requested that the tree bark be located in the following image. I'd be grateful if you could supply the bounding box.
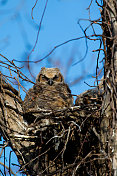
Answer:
[101,0,117,175]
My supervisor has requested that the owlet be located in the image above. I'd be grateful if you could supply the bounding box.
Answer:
[23,67,73,115]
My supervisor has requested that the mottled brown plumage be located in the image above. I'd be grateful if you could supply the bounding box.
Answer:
[23,67,73,115]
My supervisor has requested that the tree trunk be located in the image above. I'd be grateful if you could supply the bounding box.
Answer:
[101,0,117,175]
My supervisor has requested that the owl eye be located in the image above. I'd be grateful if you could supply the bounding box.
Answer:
[39,75,49,82]
[53,74,63,82]
[42,75,49,80]
[53,75,58,80]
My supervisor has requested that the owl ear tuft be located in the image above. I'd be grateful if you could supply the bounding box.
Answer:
[41,67,46,71]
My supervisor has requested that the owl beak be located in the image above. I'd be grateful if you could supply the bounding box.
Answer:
[48,78,53,86]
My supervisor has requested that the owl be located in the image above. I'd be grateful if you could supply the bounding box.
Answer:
[23,67,73,116]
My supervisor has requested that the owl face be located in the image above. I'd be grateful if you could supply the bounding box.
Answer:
[36,67,64,86]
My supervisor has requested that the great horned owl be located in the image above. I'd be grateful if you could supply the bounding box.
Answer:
[23,67,73,115]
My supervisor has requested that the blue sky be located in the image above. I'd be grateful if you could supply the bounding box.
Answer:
[0,0,103,175]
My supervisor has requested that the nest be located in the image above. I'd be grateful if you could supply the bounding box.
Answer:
[20,88,105,175]
[0,80,111,175]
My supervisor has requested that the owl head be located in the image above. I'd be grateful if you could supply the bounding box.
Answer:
[36,67,64,86]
